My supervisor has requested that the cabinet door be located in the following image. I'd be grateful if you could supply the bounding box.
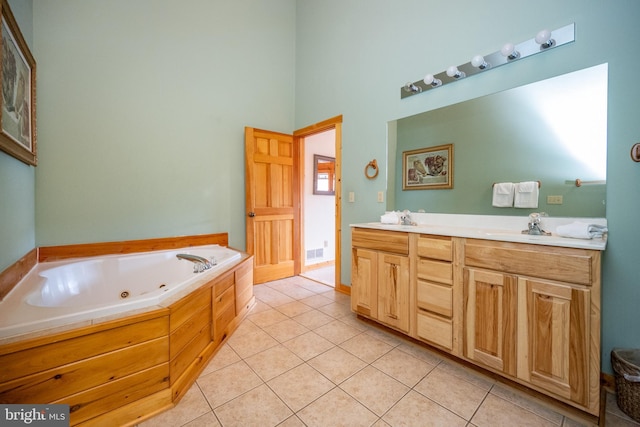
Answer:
[351,248,378,317]
[377,252,410,332]
[517,277,590,406]
[464,268,517,376]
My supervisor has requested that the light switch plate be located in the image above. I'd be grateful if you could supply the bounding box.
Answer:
[348,192,355,202]
[377,191,384,203]
[547,195,563,205]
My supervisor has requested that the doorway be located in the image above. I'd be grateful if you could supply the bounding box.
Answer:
[293,115,346,294]
[300,129,335,287]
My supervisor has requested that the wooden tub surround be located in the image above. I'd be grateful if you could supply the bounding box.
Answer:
[0,233,255,426]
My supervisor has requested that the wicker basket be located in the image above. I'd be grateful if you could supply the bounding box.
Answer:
[612,348,640,422]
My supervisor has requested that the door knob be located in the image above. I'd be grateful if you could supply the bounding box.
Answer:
[248,212,255,217]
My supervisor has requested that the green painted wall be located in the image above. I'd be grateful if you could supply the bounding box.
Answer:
[0,0,34,272]
[32,0,296,250]
[294,0,640,374]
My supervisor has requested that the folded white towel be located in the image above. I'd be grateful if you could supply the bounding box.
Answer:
[380,212,400,224]
[492,182,514,207]
[555,222,608,239]
[514,181,539,208]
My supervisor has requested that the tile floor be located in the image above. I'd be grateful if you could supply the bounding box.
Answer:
[300,265,334,287]
[140,275,640,427]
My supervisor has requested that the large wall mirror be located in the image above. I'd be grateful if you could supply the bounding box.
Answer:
[387,63,608,218]
[313,154,336,195]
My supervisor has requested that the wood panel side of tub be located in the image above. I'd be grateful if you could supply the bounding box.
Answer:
[38,232,230,262]
[0,252,255,426]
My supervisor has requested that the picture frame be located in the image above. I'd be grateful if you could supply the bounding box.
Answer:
[402,143,453,190]
[0,0,36,166]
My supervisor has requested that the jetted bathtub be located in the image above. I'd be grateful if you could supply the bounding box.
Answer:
[0,244,241,339]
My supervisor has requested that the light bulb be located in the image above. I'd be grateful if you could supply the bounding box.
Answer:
[535,29,554,48]
[446,66,465,79]
[471,55,489,69]
[423,74,441,87]
[403,82,421,93]
[500,43,520,60]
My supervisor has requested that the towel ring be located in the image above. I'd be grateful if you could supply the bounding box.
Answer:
[365,159,379,179]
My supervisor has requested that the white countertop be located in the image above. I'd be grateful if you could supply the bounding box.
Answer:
[351,213,607,251]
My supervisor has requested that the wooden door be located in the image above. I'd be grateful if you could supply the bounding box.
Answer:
[351,247,378,317]
[377,252,410,332]
[245,127,299,284]
[464,268,517,375]
[517,277,589,405]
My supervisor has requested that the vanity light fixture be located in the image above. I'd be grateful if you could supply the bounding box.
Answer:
[400,23,575,99]
[500,43,520,60]
[403,82,422,94]
[471,55,490,69]
[535,28,555,49]
[423,74,442,87]
[446,65,465,79]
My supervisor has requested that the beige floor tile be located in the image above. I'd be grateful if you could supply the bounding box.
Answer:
[199,343,240,377]
[297,387,379,427]
[318,301,353,318]
[197,360,263,409]
[293,309,334,329]
[248,308,289,328]
[320,289,351,305]
[340,365,410,416]
[248,299,271,314]
[372,347,436,387]
[436,360,495,391]
[277,415,307,427]
[139,383,210,427]
[273,284,317,300]
[253,286,295,307]
[364,327,406,347]
[244,344,303,381]
[282,330,335,360]
[214,383,293,427]
[382,390,467,427]
[340,332,394,363]
[472,394,558,427]
[606,392,640,426]
[491,383,564,425]
[307,346,367,384]
[227,327,279,358]
[313,319,361,344]
[299,293,334,308]
[414,365,488,419]
[335,314,370,331]
[262,318,309,343]
[267,363,335,412]
[395,341,444,366]
[276,300,315,317]
[231,317,262,337]
[182,411,220,427]
[295,278,335,293]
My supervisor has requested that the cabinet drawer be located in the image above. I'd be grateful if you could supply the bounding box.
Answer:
[417,259,453,285]
[464,239,597,286]
[417,281,452,317]
[352,228,408,254]
[416,312,452,351]
[417,235,452,261]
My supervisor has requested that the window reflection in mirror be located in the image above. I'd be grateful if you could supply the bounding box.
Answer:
[313,154,335,195]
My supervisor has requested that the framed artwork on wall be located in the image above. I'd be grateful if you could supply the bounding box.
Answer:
[0,0,36,166]
[402,143,453,190]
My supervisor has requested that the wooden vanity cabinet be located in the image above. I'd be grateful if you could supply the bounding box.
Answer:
[464,239,600,414]
[415,235,455,351]
[351,228,410,333]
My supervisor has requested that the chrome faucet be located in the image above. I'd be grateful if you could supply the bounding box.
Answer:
[400,210,417,226]
[522,213,551,236]
[176,253,216,273]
